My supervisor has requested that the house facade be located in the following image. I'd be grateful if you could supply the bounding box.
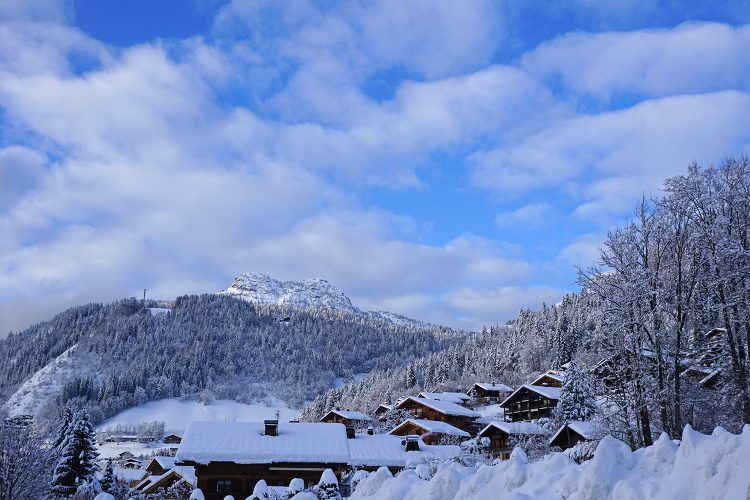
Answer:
[176,420,350,500]
[389,418,470,445]
[395,397,480,432]
[478,421,551,459]
[467,383,514,404]
[500,385,561,422]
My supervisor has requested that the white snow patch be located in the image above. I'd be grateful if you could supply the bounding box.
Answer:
[2,345,78,416]
[97,397,299,432]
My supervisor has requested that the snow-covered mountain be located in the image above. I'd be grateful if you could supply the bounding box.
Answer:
[220,272,428,327]
[221,273,358,312]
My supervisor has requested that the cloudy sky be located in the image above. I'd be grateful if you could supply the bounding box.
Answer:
[1,0,749,334]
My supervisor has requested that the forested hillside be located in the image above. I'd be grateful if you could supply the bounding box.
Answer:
[0,294,465,427]
[305,158,750,447]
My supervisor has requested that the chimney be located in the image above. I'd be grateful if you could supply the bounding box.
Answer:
[367,426,374,435]
[346,426,355,439]
[264,419,278,436]
[402,435,420,452]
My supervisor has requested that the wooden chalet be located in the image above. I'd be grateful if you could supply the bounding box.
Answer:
[348,433,461,472]
[176,420,350,500]
[530,370,566,388]
[417,391,472,406]
[549,421,595,451]
[320,409,373,427]
[389,418,470,445]
[467,382,514,404]
[145,456,177,476]
[395,397,480,432]
[163,432,183,444]
[374,404,393,420]
[132,466,196,496]
[500,385,561,422]
[478,421,551,459]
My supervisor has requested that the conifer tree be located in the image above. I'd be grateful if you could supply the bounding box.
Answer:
[100,458,114,494]
[557,362,597,422]
[50,411,100,496]
[53,407,73,450]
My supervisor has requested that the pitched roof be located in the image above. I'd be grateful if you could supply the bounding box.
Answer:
[500,385,562,407]
[389,418,470,437]
[133,466,195,494]
[176,421,350,465]
[322,409,373,421]
[397,397,480,418]
[471,382,514,393]
[530,370,566,385]
[347,433,461,468]
[550,421,595,444]
[479,421,551,437]
[417,392,471,404]
[146,456,177,470]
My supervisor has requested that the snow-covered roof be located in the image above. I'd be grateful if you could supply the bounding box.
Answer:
[323,409,373,421]
[390,418,470,437]
[530,370,566,385]
[148,456,177,470]
[134,466,196,493]
[479,421,551,437]
[398,397,480,418]
[500,385,562,406]
[176,421,350,465]
[550,421,595,444]
[347,433,461,468]
[113,467,147,482]
[471,382,514,393]
[417,392,471,404]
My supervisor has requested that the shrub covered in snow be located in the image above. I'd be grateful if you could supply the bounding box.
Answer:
[350,425,750,500]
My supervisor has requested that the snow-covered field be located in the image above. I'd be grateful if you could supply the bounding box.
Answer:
[97,397,300,431]
[351,425,750,500]
[96,398,300,459]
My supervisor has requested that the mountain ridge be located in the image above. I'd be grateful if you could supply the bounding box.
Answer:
[220,272,430,328]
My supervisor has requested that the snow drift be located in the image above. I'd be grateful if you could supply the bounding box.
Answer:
[350,425,750,500]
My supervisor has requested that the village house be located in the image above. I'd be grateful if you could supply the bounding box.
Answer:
[144,456,177,476]
[374,404,392,420]
[176,420,351,500]
[467,382,514,404]
[320,409,373,427]
[500,385,561,422]
[395,397,480,432]
[478,421,551,459]
[530,370,566,388]
[163,431,183,444]
[132,465,196,496]
[347,432,461,472]
[417,391,472,406]
[549,421,595,451]
[389,418,470,445]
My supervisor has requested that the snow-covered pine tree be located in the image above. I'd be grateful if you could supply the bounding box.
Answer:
[100,458,114,494]
[316,469,341,499]
[557,361,597,423]
[50,411,100,496]
[53,407,73,450]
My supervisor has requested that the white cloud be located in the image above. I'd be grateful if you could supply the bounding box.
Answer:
[523,22,750,100]
[495,202,552,227]
[472,91,750,221]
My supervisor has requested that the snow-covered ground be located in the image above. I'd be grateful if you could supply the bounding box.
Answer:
[350,425,750,500]
[474,403,504,422]
[96,398,300,459]
[97,397,300,431]
[2,345,78,416]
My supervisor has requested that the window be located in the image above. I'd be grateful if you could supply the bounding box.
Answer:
[216,480,232,493]
[415,408,423,417]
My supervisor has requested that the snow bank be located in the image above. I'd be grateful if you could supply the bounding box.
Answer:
[351,425,750,500]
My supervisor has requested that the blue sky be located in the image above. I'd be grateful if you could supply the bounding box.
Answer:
[1,0,750,333]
